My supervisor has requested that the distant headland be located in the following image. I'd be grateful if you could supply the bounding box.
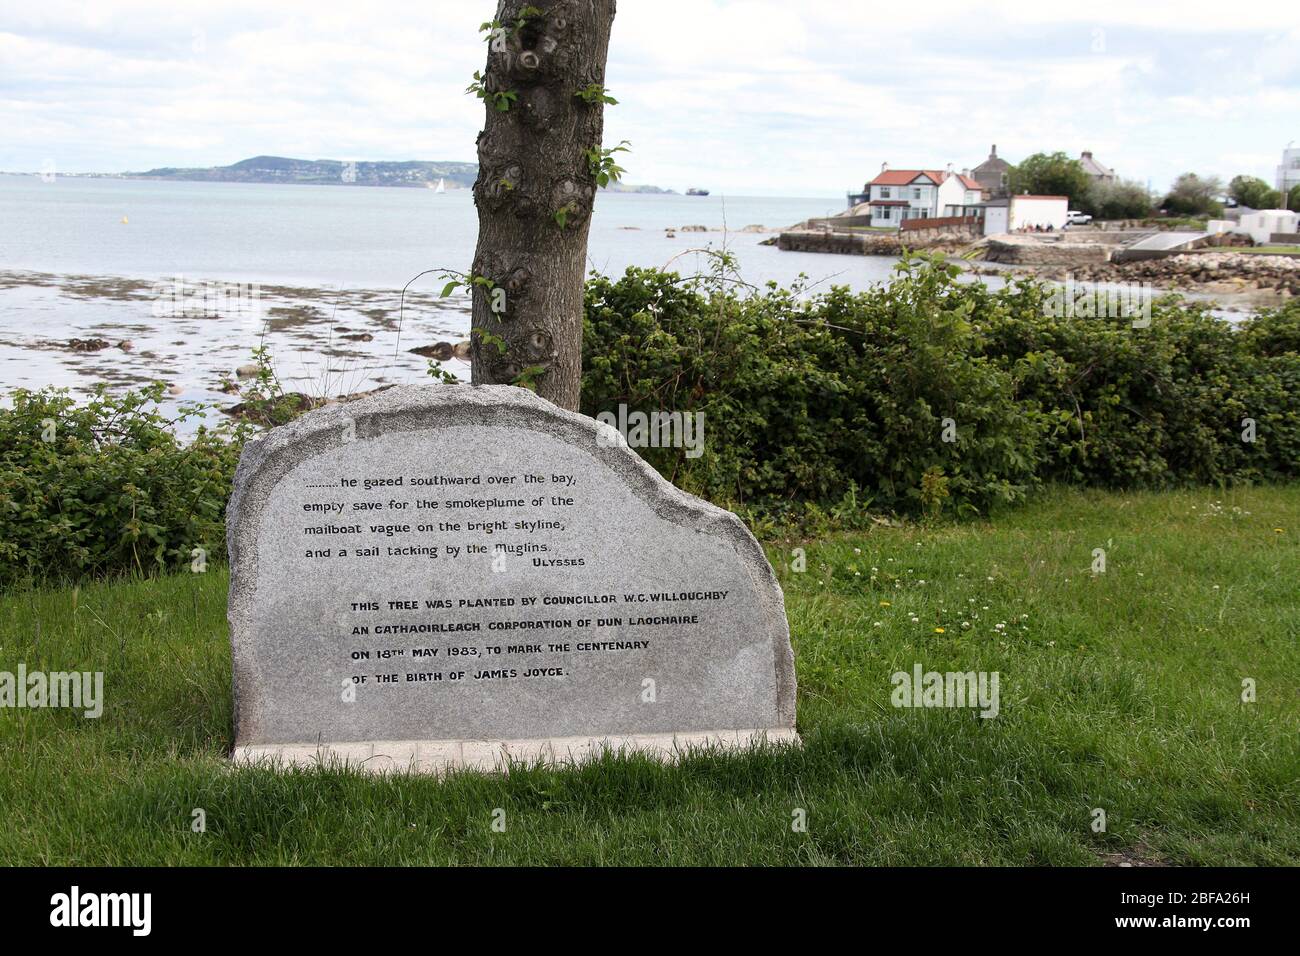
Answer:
[110,155,673,193]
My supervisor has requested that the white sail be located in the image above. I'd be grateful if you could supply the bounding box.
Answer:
[435,178,446,193]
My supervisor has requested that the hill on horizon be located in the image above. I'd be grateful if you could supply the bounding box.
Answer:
[124,155,672,192]
[126,155,479,189]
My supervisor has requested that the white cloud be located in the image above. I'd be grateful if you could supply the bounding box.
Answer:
[1,0,1297,194]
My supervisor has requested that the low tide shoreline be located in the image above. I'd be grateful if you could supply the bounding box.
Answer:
[1,253,1282,434]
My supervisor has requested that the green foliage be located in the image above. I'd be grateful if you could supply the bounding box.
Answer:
[1229,175,1282,210]
[1288,184,1300,213]
[8,260,1299,585]
[553,201,577,229]
[230,344,316,427]
[473,328,508,356]
[426,363,459,385]
[1086,177,1153,220]
[479,6,544,43]
[574,84,618,106]
[511,364,548,392]
[438,271,499,300]
[582,256,1300,525]
[465,71,517,112]
[1007,152,1092,208]
[1162,172,1224,217]
[0,384,247,587]
[584,141,629,188]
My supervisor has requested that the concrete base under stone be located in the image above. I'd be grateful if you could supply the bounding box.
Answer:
[232,728,801,775]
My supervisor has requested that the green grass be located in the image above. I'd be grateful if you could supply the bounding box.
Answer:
[2,486,1297,865]
[1243,246,1300,255]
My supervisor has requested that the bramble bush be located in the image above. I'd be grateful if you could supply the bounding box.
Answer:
[3,255,1297,584]
[0,383,247,587]
[582,254,1300,525]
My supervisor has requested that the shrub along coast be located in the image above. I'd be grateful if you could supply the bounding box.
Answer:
[2,255,1298,586]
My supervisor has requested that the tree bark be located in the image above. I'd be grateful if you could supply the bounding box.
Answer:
[469,0,617,411]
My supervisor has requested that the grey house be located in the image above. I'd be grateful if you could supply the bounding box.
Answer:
[972,145,1011,199]
[1079,151,1115,182]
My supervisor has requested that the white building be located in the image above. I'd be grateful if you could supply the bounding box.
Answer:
[861,164,984,228]
[1237,209,1300,245]
[1277,145,1300,196]
[982,195,1069,235]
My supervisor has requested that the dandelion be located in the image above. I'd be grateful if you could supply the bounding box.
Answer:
[934,627,945,633]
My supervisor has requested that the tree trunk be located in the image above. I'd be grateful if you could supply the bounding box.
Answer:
[469,0,617,411]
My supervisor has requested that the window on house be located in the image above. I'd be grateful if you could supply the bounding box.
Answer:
[880,187,891,198]
[913,188,922,199]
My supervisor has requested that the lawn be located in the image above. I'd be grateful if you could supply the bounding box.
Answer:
[1,486,1297,865]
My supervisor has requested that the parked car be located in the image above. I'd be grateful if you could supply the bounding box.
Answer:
[1066,210,1093,225]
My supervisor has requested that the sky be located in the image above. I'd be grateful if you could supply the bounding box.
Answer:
[2,0,1298,197]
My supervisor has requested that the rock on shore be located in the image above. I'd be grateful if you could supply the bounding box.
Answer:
[1073,253,1300,298]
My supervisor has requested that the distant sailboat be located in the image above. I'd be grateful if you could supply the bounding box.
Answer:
[434,178,446,194]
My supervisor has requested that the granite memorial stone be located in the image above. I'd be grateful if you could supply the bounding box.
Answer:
[227,385,797,772]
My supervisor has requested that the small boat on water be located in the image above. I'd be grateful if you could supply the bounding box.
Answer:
[685,187,709,196]
[433,178,446,193]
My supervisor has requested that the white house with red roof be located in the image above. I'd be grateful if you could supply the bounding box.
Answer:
[857,163,984,228]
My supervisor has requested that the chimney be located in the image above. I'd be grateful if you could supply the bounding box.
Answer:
[881,161,889,172]
[962,168,972,177]
[946,162,953,173]
[1082,151,1093,159]
[990,144,997,157]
